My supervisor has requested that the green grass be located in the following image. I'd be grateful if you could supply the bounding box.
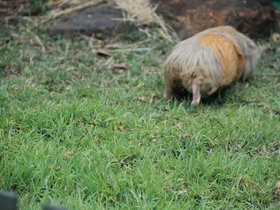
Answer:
[0,20,280,209]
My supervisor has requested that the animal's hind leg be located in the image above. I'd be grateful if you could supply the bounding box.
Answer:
[191,81,201,106]
[163,77,176,100]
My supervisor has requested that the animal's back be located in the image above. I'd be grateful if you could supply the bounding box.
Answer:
[198,34,243,86]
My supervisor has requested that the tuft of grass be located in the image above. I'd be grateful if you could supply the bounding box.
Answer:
[0,20,280,210]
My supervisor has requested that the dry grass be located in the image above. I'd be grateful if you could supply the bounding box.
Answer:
[115,0,173,41]
[44,0,105,23]
[115,0,155,25]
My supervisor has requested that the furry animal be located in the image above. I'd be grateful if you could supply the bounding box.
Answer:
[163,26,260,106]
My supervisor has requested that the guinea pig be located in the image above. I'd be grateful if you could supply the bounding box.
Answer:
[163,25,260,106]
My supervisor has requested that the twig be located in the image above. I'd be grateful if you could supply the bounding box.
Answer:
[106,47,152,53]
[26,29,46,52]
[242,99,280,115]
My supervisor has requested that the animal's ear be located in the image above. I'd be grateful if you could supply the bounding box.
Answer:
[242,43,260,81]
[249,44,260,71]
[234,43,243,57]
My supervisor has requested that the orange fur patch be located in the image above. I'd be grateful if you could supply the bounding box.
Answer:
[199,34,244,86]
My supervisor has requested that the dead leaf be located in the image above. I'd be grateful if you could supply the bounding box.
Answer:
[138,96,146,103]
[272,33,280,42]
[63,151,74,160]
[12,85,19,91]
[272,109,280,115]
[113,62,128,69]
[266,63,274,69]
[264,47,276,54]
[276,181,280,194]
[95,49,112,57]
[117,126,125,131]
[106,43,121,49]
[95,38,106,45]
[55,165,61,171]
[150,92,157,99]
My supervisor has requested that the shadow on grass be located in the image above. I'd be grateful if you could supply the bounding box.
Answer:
[167,83,243,108]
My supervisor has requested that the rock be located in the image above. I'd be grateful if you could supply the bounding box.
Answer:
[48,3,135,38]
[152,0,277,39]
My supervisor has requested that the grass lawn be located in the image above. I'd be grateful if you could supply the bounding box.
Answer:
[0,20,280,209]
